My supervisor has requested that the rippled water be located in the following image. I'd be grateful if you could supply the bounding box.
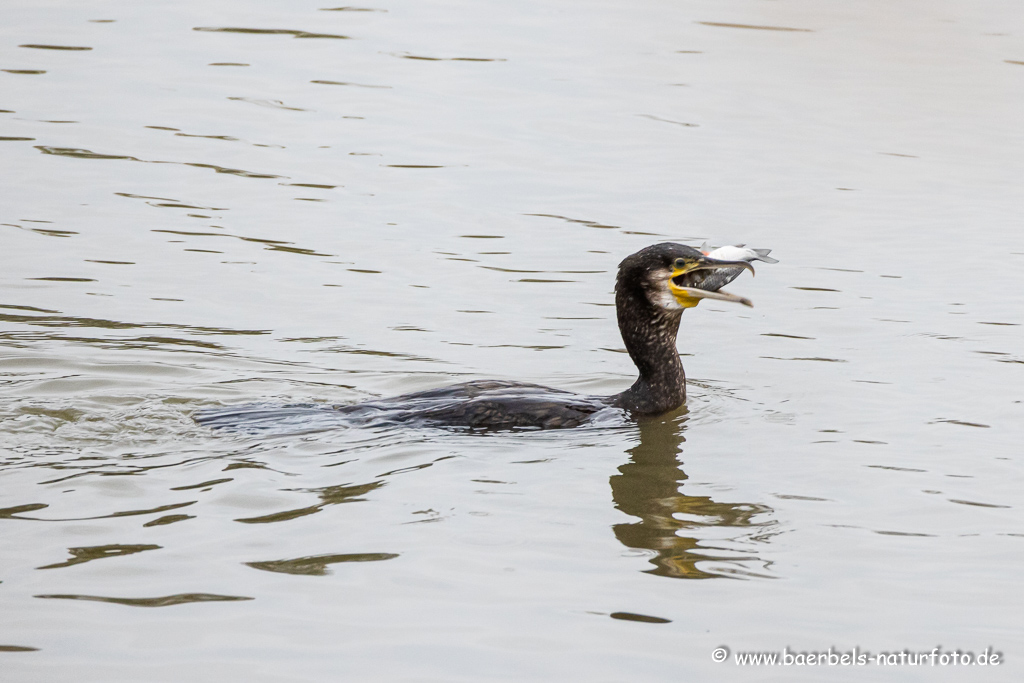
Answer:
[3,0,1023,680]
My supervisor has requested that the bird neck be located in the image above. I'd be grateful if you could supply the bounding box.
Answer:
[610,289,686,415]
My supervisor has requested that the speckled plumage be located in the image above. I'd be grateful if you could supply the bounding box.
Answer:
[332,380,610,430]
[606,243,692,414]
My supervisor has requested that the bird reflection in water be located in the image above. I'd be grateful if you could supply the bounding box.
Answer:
[610,411,775,579]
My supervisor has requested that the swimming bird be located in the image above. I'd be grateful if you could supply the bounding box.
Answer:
[195,242,774,431]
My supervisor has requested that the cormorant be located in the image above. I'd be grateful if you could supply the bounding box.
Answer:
[195,242,773,431]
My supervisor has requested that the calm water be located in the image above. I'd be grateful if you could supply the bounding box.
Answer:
[3,0,1023,680]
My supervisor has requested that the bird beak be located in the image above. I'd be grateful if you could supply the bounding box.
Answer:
[687,255,756,277]
[668,256,756,308]
[672,286,753,308]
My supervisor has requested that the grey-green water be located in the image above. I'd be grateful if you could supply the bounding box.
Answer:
[2,0,1023,680]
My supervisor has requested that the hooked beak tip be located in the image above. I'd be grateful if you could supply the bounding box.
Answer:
[697,256,755,277]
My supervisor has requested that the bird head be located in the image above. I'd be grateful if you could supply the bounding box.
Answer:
[618,243,756,311]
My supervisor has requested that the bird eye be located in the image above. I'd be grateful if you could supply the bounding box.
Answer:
[672,258,687,271]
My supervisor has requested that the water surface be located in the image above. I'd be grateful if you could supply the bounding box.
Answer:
[2,0,1023,680]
